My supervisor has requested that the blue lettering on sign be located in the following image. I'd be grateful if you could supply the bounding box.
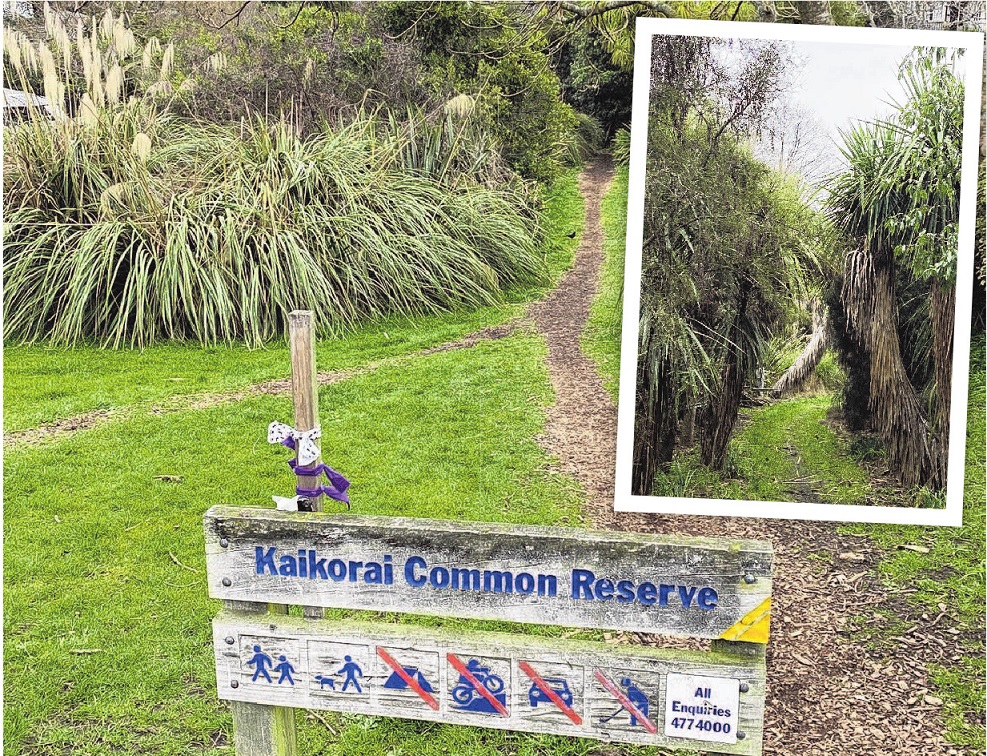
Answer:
[249,547,719,610]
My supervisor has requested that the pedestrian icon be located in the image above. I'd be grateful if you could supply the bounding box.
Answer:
[383,666,435,693]
[247,645,274,683]
[449,657,507,715]
[337,655,363,693]
[274,655,296,685]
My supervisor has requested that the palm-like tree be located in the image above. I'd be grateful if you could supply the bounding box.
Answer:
[826,49,964,490]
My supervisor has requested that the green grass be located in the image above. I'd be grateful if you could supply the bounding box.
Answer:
[840,334,986,750]
[532,167,586,293]
[1,308,514,433]
[3,333,626,756]
[657,396,870,505]
[582,167,627,402]
[2,171,584,435]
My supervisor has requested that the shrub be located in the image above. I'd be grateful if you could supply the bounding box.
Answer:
[3,109,545,347]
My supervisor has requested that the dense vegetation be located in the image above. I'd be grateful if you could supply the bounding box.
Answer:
[630,31,978,500]
[632,36,834,494]
[1,3,607,346]
[826,49,967,490]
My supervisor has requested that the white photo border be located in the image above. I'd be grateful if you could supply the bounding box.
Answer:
[614,18,984,527]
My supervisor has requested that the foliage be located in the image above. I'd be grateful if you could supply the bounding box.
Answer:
[9,2,585,183]
[632,36,833,492]
[553,29,634,139]
[372,2,579,182]
[2,109,545,347]
[565,111,606,164]
[825,48,965,488]
[611,127,631,165]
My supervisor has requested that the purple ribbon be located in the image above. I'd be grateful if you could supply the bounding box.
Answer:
[287,455,351,507]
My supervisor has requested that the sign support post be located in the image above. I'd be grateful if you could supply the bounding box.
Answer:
[226,311,323,756]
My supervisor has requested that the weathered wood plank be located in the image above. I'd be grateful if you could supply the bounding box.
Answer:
[223,601,298,756]
[205,507,773,641]
[288,310,321,508]
[213,614,766,753]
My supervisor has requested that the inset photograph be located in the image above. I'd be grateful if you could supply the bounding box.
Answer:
[614,20,983,525]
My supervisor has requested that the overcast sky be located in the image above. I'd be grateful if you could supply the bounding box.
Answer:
[787,41,917,142]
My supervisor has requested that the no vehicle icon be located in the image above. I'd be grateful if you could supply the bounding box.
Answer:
[519,661,582,725]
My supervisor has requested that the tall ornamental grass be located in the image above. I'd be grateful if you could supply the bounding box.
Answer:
[3,111,545,346]
[3,4,545,347]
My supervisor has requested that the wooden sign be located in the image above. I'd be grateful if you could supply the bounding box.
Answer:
[213,613,766,753]
[205,507,773,643]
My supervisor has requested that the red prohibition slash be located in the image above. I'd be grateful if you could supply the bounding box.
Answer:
[593,668,657,734]
[376,646,440,711]
[446,653,509,717]
[518,660,582,726]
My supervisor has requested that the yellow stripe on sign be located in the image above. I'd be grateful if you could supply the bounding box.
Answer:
[718,597,771,643]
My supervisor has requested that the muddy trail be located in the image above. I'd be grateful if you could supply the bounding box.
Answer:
[529,157,973,756]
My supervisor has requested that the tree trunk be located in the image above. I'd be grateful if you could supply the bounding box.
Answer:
[796,1,836,25]
[632,349,678,496]
[700,352,745,470]
[930,279,955,447]
[771,299,829,397]
[843,246,946,488]
[700,287,751,471]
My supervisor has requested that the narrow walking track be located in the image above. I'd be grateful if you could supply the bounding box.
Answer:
[530,157,972,755]
[2,323,517,448]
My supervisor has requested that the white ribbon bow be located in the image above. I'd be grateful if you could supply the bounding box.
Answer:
[268,421,321,465]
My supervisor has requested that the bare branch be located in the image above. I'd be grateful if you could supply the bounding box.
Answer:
[554,0,674,19]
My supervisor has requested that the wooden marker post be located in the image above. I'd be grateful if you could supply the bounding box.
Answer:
[289,311,321,515]
[225,311,324,756]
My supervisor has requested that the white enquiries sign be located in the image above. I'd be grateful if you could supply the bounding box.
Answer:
[664,672,742,745]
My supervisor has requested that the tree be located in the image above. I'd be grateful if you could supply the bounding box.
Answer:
[632,35,825,492]
[826,48,965,489]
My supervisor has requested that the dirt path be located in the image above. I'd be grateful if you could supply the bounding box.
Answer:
[530,158,971,756]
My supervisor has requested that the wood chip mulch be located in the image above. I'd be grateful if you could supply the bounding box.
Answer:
[529,157,981,756]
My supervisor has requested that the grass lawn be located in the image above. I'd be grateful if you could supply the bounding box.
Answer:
[4,333,652,756]
[673,395,870,505]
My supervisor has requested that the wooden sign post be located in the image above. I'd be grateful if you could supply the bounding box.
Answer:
[226,310,323,756]
[208,311,772,754]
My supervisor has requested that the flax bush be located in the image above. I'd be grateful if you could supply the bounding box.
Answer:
[2,4,546,347]
[3,110,544,347]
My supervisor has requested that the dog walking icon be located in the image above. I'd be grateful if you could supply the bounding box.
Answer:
[337,656,363,693]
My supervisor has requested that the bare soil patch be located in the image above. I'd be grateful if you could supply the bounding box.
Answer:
[530,157,970,755]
